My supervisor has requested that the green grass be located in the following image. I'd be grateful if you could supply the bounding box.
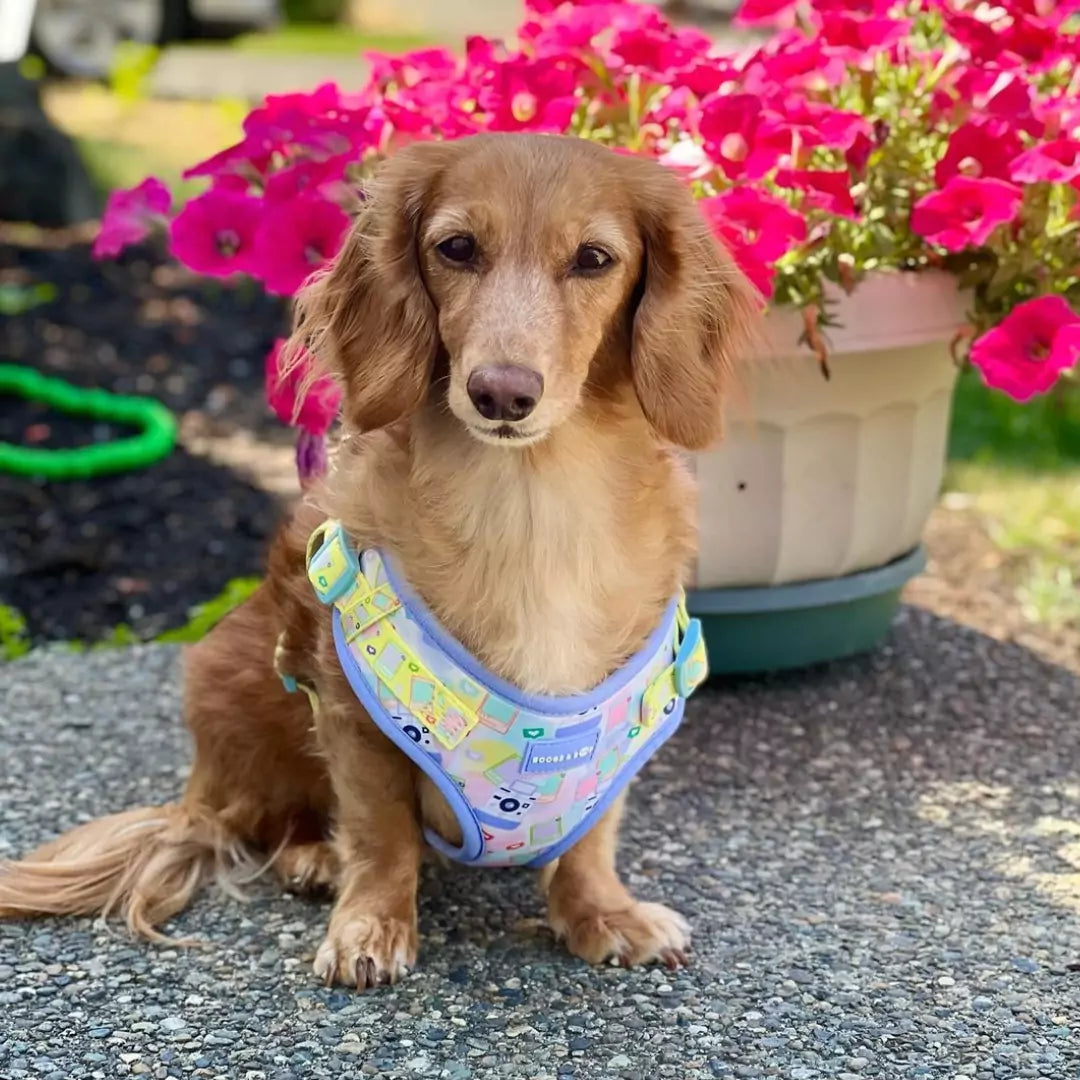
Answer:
[0,578,262,663]
[0,606,31,663]
[946,370,1080,629]
[948,368,1080,472]
[227,24,434,56]
[157,577,262,644]
[76,136,202,205]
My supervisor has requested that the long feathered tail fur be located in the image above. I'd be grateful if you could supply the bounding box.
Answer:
[0,803,253,941]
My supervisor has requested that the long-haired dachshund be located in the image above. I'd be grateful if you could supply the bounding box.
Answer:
[0,133,758,988]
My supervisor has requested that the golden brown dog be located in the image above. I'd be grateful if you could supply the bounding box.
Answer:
[0,133,757,988]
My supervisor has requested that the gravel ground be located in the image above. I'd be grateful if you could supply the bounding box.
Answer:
[3,608,1080,1079]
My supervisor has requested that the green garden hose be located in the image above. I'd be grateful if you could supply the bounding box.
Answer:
[0,363,177,480]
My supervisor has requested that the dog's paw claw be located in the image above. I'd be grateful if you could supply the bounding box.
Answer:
[662,946,689,971]
[313,914,416,990]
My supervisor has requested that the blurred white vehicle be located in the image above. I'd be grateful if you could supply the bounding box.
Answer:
[0,0,38,63]
[15,0,278,79]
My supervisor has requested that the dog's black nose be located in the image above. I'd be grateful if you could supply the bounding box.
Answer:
[467,365,543,422]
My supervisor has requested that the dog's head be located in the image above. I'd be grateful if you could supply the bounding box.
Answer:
[293,133,759,450]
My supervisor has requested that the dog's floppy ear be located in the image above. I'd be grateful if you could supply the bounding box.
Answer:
[289,141,456,432]
[630,169,761,451]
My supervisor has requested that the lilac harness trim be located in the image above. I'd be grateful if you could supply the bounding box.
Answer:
[300,520,709,868]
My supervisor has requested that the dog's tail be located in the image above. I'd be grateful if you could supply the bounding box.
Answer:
[0,803,251,941]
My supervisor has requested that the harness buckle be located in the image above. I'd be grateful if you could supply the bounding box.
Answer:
[306,520,360,605]
[673,615,708,698]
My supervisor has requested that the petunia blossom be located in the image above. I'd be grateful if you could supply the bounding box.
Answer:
[264,154,355,204]
[93,177,172,259]
[696,92,777,179]
[732,0,801,27]
[252,193,350,297]
[819,12,911,59]
[366,46,460,89]
[168,188,263,277]
[969,295,1080,401]
[700,187,807,299]
[910,176,1023,251]
[736,0,896,29]
[182,137,273,183]
[1009,138,1080,184]
[657,138,712,178]
[741,33,848,94]
[953,68,1041,136]
[264,338,342,436]
[774,168,859,218]
[935,119,1023,186]
[295,429,329,486]
[608,15,712,82]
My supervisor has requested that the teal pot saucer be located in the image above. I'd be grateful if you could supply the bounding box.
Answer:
[687,547,927,676]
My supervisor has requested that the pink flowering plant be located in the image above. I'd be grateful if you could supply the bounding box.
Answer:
[96,0,1080,477]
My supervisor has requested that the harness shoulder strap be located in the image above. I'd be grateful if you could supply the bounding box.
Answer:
[305,520,481,751]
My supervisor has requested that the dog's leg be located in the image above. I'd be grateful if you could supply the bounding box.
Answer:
[541,792,690,969]
[312,702,422,989]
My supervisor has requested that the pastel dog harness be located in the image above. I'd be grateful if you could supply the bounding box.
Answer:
[286,520,709,868]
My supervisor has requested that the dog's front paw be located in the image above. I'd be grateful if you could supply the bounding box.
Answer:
[553,901,690,969]
[314,914,417,989]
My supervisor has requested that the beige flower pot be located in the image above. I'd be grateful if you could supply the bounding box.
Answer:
[692,271,966,590]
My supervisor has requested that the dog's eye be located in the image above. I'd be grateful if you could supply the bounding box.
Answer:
[573,245,613,273]
[436,235,477,264]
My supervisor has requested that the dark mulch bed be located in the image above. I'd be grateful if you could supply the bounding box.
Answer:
[0,229,293,645]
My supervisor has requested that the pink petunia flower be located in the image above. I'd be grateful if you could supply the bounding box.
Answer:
[608,15,712,82]
[736,0,895,28]
[476,52,581,134]
[252,193,350,297]
[264,338,342,436]
[380,80,480,142]
[942,6,1063,68]
[1009,138,1080,184]
[969,295,1080,401]
[243,83,348,149]
[953,68,1041,137]
[819,12,911,58]
[700,187,807,299]
[524,0,623,14]
[741,33,848,94]
[182,137,273,183]
[1004,0,1080,26]
[92,177,172,259]
[264,154,355,204]
[774,169,858,218]
[845,129,875,174]
[295,428,329,486]
[775,96,872,154]
[696,92,776,180]
[168,188,263,277]
[520,5,610,53]
[645,86,698,131]
[366,46,460,89]
[910,176,1023,251]
[732,0,801,26]
[1034,93,1080,139]
[935,119,1023,186]
[658,138,713,178]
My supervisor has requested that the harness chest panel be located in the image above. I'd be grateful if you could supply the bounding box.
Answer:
[295,520,708,868]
